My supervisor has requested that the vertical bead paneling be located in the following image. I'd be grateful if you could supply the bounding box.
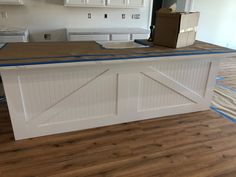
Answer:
[18,67,109,122]
[44,74,118,124]
[138,74,192,111]
[152,60,210,96]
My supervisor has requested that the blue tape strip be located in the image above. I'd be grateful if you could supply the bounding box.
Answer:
[217,84,236,93]
[210,106,236,124]
[216,76,225,81]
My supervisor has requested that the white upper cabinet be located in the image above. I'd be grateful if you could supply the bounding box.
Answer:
[65,0,144,8]
[65,0,105,7]
[0,0,23,5]
[64,0,85,6]
[107,0,144,8]
[87,0,106,6]
[127,0,144,7]
[106,0,126,7]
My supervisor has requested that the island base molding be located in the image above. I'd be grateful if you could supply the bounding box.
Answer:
[1,58,219,140]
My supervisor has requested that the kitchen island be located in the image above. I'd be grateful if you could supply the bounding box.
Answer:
[0,41,235,140]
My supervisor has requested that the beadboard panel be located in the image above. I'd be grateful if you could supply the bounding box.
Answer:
[1,59,219,140]
[18,67,109,122]
[152,60,211,96]
[137,74,193,112]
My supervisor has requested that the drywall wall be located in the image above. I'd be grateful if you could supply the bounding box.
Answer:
[192,0,236,49]
[0,0,153,42]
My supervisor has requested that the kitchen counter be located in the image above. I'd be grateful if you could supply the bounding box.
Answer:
[0,41,235,68]
[1,41,235,140]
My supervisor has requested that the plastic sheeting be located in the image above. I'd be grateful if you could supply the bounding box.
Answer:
[211,84,236,122]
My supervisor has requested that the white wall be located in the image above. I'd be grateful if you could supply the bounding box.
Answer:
[0,0,153,42]
[192,0,236,49]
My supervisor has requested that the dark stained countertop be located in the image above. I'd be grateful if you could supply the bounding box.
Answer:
[0,41,235,68]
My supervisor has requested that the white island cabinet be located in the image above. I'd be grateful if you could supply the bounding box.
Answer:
[0,41,235,140]
[0,0,23,5]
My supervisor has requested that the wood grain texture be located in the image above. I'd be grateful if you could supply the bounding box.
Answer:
[0,41,235,67]
[1,100,236,177]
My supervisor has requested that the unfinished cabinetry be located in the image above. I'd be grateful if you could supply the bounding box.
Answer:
[127,0,144,7]
[67,28,150,42]
[106,0,126,7]
[65,0,144,8]
[64,0,106,7]
[107,0,144,7]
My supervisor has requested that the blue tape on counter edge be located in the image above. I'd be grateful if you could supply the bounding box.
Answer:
[0,50,235,67]
[210,106,236,124]
[0,48,231,62]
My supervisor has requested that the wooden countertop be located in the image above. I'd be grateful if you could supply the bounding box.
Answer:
[0,41,235,69]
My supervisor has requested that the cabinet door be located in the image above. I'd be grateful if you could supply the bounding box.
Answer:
[107,0,126,7]
[64,0,85,6]
[87,0,105,6]
[127,0,144,7]
[0,0,23,5]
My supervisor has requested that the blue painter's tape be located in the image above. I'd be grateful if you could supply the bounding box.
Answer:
[217,84,236,93]
[216,76,225,81]
[210,106,236,124]
[0,50,235,68]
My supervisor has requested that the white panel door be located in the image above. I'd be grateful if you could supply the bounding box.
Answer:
[87,0,105,6]
[106,0,126,7]
[127,0,144,7]
[64,0,85,6]
[0,0,23,5]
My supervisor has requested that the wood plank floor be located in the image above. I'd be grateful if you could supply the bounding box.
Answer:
[218,57,236,89]
[1,106,236,177]
[0,58,236,177]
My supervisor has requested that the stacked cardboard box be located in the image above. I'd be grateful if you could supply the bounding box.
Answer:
[154,8,200,48]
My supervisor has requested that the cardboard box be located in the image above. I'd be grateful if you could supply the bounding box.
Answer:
[154,9,200,48]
